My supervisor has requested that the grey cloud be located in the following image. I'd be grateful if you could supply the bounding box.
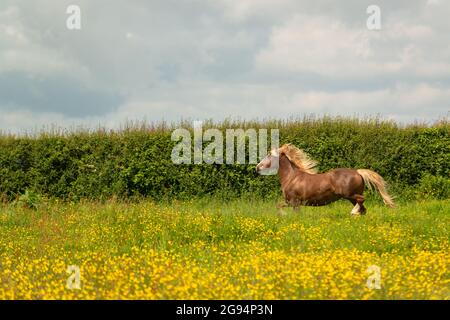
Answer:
[0,72,123,116]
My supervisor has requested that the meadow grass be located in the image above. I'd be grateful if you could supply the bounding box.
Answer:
[0,198,448,299]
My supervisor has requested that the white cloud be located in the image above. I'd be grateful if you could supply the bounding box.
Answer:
[255,15,374,76]
[287,83,450,114]
[255,13,450,79]
[426,0,442,6]
[219,0,298,22]
[99,83,450,127]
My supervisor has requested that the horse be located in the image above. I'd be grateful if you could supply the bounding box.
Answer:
[255,143,395,215]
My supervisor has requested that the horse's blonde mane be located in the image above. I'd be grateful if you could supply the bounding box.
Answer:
[279,144,319,174]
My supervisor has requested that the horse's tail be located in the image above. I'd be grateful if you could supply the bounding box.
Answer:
[357,169,395,208]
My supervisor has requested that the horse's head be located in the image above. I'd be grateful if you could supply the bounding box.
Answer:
[255,149,280,175]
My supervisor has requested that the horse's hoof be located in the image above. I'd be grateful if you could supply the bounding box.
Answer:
[351,204,360,215]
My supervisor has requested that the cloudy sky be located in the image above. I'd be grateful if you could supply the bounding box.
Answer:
[1,0,449,133]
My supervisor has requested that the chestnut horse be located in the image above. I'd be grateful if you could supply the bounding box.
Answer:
[256,144,395,215]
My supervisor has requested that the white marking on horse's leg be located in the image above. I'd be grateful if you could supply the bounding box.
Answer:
[351,203,361,215]
[277,209,288,216]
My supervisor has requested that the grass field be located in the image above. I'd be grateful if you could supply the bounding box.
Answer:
[0,198,448,299]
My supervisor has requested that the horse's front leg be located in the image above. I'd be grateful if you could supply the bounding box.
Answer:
[276,201,289,216]
[291,197,303,212]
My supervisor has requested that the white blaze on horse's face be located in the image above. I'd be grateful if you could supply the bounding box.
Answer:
[255,149,280,175]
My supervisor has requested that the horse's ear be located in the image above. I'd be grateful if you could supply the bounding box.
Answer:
[273,146,284,156]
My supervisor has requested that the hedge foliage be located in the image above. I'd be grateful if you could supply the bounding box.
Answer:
[0,117,448,201]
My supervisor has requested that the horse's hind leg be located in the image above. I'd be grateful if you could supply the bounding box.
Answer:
[357,195,367,215]
[347,194,366,215]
